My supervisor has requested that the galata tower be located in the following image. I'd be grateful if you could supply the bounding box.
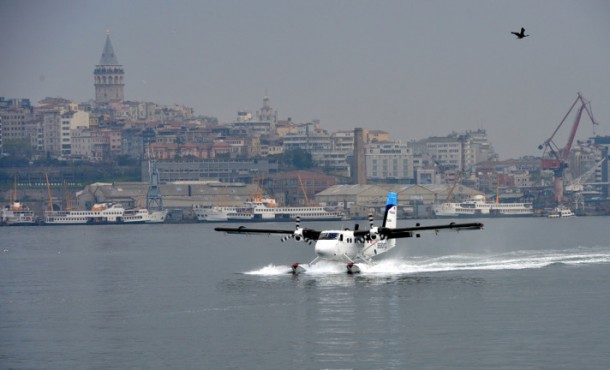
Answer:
[94,33,124,104]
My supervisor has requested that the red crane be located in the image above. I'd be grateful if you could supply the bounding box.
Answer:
[538,93,598,204]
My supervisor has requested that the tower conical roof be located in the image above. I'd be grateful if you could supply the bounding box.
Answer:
[99,34,119,65]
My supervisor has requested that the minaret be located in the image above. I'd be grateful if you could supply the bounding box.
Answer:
[94,33,124,104]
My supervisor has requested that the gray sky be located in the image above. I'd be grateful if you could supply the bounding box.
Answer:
[1,0,609,159]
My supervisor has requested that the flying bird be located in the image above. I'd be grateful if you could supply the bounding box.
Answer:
[511,27,529,39]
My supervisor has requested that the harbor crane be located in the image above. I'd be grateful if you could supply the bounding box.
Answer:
[565,158,607,211]
[538,93,599,204]
[565,158,606,193]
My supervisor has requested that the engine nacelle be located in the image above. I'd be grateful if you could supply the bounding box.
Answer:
[368,226,380,240]
[294,228,304,242]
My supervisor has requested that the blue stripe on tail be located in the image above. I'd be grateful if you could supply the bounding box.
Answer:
[383,192,397,227]
[386,192,397,207]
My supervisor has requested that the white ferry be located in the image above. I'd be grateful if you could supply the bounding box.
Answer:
[194,197,344,222]
[44,203,167,225]
[433,195,534,217]
[193,206,256,222]
[1,202,38,226]
[122,208,168,223]
[547,206,575,219]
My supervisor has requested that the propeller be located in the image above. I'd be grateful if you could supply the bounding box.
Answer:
[368,213,381,240]
[354,212,381,243]
[281,216,309,243]
[281,216,300,242]
[294,216,303,241]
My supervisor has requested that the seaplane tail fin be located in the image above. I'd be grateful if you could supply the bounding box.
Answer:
[382,192,398,249]
[359,192,399,258]
[382,192,398,229]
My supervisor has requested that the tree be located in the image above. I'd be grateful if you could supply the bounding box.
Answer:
[278,148,314,169]
[2,139,33,159]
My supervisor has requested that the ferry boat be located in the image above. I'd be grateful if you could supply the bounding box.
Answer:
[122,208,168,223]
[1,202,38,226]
[44,203,125,225]
[433,195,534,217]
[194,197,345,222]
[193,206,256,222]
[2,177,38,226]
[547,206,575,219]
[44,203,167,225]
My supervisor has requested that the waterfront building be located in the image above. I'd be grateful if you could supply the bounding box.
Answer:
[593,136,610,198]
[463,129,497,170]
[268,170,336,206]
[365,141,414,183]
[231,97,277,136]
[42,111,62,157]
[425,136,463,171]
[283,121,332,154]
[413,129,496,173]
[60,110,90,157]
[0,105,33,150]
[71,127,110,161]
[366,130,391,143]
[142,159,279,183]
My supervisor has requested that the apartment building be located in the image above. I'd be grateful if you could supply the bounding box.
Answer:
[365,141,414,182]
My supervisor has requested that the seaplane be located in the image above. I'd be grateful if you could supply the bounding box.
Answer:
[215,192,483,274]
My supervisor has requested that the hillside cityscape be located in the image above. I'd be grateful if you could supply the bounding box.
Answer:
[1,34,610,221]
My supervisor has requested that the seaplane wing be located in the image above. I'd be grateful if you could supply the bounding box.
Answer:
[215,192,484,274]
[380,221,484,239]
[214,226,294,235]
[214,225,322,241]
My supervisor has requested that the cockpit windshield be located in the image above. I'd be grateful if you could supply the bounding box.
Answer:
[319,232,339,240]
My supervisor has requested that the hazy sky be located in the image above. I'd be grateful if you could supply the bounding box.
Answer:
[1,0,609,159]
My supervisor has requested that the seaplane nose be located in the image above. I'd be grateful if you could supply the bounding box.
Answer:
[314,240,337,258]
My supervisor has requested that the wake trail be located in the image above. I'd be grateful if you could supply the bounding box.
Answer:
[244,246,610,276]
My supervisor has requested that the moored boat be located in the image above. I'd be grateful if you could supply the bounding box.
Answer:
[122,208,168,223]
[547,206,575,218]
[194,196,345,222]
[433,195,534,217]
[2,177,38,226]
[1,202,38,226]
[44,203,125,225]
[43,203,167,225]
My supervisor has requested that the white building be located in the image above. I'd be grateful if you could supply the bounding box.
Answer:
[60,111,90,157]
[426,136,463,171]
[283,121,332,154]
[42,111,62,157]
[71,127,111,161]
[365,141,414,182]
[418,129,496,172]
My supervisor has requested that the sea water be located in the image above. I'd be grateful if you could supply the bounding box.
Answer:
[1,217,609,369]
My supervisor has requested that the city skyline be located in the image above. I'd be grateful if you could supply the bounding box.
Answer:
[1,0,609,159]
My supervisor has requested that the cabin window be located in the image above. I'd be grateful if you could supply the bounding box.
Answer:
[319,232,339,240]
[339,235,343,242]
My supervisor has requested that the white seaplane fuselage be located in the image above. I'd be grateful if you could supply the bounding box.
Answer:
[313,230,393,261]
